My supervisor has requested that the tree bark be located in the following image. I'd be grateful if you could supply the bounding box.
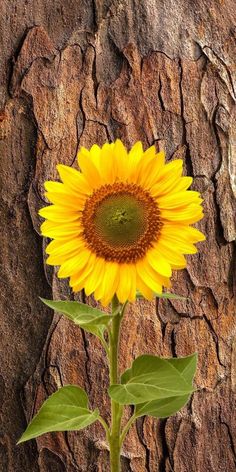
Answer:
[0,1,235,471]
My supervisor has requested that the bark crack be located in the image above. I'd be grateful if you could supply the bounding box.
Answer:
[135,417,151,472]
[178,58,194,176]
[158,418,174,472]
[202,315,226,368]
[158,75,165,111]
[220,420,236,467]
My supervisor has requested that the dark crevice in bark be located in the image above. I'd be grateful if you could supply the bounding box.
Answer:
[158,75,165,111]
[92,0,98,33]
[203,46,236,100]
[158,419,170,472]
[87,438,101,471]
[202,315,226,368]
[44,318,62,370]
[71,88,86,167]
[136,417,151,472]
[228,243,236,295]
[64,431,82,471]
[170,328,177,357]
[152,50,173,61]
[220,420,236,467]
[155,298,166,339]
[178,58,194,177]
[7,27,35,100]
[186,393,194,416]
[80,328,93,393]
[211,106,228,246]
[90,44,99,106]
[79,86,87,130]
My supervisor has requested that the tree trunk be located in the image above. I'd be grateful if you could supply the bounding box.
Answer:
[1,1,235,471]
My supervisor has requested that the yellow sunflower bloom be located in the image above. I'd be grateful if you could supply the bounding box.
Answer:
[39,140,205,306]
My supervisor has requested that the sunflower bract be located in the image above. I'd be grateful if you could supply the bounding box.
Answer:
[39,140,205,306]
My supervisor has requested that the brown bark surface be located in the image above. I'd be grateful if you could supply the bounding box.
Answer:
[0,1,235,471]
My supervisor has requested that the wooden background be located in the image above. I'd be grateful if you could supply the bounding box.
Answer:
[0,1,235,471]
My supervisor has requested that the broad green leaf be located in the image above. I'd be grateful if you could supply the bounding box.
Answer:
[135,353,197,418]
[135,394,190,418]
[166,353,197,383]
[136,291,186,300]
[40,298,115,340]
[17,385,99,443]
[109,355,194,405]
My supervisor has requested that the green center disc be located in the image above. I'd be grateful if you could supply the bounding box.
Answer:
[94,193,147,247]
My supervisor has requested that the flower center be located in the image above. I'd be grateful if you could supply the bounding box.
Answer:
[94,193,147,246]
[81,182,162,263]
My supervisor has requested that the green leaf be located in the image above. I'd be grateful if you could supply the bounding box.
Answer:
[109,355,194,405]
[166,353,197,383]
[136,291,187,300]
[135,394,190,418]
[135,353,197,418]
[17,385,99,444]
[40,298,115,341]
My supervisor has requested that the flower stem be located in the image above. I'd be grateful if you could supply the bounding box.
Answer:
[108,296,123,472]
[98,415,110,440]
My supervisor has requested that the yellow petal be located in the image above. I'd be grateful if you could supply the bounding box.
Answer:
[146,248,172,277]
[46,254,70,265]
[157,191,202,209]
[39,205,79,223]
[40,220,82,239]
[136,259,163,293]
[162,224,206,243]
[84,257,106,295]
[113,139,128,181]
[44,181,80,198]
[116,264,136,303]
[161,205,204,224]
[70,253,96,287]
[99,262,119,306]
[165,176,193,194]
[160,230,197,254]
[133,146,157,184]
[139,150,165,189]
[57,164,91,194]
[153,240,186,266]
[45,191,85,210]
[150,160,183,197]
[71,263,95,292]
[94,278,105,301]
[171,263,187,270]
[127,141,143,182]
[136,273,154,300]
[99,143,116,184]
[77,147,102,189]
[46,238,84,256]
[90,144,102,169]
[58,249,91,278]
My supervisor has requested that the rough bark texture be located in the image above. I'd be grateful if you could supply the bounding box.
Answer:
[0,1,236,471]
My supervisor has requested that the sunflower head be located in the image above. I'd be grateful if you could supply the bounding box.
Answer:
[39,140,205,306]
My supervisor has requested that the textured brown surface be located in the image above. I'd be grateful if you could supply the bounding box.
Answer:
[0,1,236,471]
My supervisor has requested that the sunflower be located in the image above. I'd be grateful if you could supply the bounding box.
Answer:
[39,140,205,306]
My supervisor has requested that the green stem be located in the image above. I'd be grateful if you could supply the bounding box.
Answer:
[108,296,123,472]
[100,336,109,356]
[119,412,137,447]
[98,415,110,440]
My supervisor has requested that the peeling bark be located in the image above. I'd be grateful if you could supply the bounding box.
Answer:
[0,1,235,471]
